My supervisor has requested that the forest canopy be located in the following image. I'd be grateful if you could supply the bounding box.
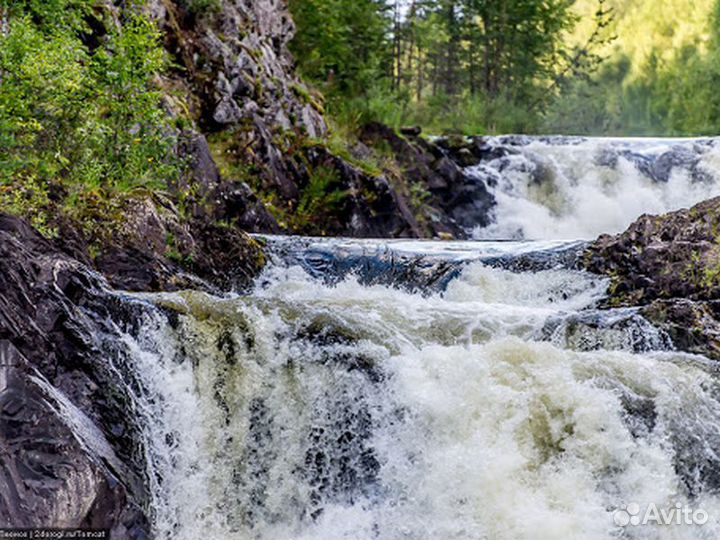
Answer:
[289,0,720,136]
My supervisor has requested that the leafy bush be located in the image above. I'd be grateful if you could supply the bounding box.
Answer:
[324,83,539,136]
[291,167,349,233]
[0,1,178,236]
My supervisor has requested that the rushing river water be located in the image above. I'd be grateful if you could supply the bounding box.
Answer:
[470,136,720,239]
[114,137,720,539]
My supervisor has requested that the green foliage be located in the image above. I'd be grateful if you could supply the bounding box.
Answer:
[326,83,538,135]
[289,0,391,95]
[545,0,720,136]
[84,14,175,191]
[0,1,178,236]
[291,0,720,136]
[1,0,91,31]
[289,0,608,135]
[542,57,631,135]
[0,16,87,185]
[292,167,349,233]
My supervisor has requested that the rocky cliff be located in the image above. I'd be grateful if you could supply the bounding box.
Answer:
[39,0,497,295]
[144,0,487,240]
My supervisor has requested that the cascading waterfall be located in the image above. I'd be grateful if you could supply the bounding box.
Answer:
[470,137,720,239]
[108,242,720,540]
[108,138,720,539]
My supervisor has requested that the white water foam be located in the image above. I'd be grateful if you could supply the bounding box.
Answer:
[114,256,720,540]
[471,137,720,240]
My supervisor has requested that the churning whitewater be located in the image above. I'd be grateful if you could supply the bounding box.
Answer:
[110,137,720,539]
[471,136,720,239]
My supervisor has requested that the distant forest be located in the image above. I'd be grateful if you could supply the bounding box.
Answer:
[289,0,720,136]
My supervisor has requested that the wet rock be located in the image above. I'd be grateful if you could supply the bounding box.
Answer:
[264,237,466,294]
[482,241,586,272]
[540,308,672,353]
[651,146,700,183]
[585,197,720,306]
[442,176,495,229]
[641,299,720,359]
[305,248,465,294]
[585,197,720,359]
[0,214,151,536]
[596,143,714,185]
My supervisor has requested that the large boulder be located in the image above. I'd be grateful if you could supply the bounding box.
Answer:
[585,197,720,359]
[52,194,267,293]
[585,197,720,305]
[0,214,151,537]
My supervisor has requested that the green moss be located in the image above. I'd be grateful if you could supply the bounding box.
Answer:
[207,131,261,189]
[165,232,183,263]
[409,182,431,213]
[290,83,325,113]
[311,127,386,178]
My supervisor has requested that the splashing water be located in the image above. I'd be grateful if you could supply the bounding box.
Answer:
[106,235,720,540]
[471,137,720,239]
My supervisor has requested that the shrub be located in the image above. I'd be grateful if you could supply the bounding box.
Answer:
[0,2,179,237]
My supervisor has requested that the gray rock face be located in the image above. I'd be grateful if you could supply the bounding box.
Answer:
[146,1,478,239]
[151,0,326,195]
[0,215,151,537]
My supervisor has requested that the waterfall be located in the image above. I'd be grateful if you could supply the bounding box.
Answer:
[111,233,720,539]
[469,137,720,239]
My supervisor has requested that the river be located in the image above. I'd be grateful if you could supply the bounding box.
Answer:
[114,137,720,539]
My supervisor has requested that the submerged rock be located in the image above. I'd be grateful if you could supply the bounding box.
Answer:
[540,308,672,353]
[264,236,466,294]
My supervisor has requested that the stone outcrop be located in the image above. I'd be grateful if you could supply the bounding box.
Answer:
[153,0,326,198]
[141,1,494,240]
[585,196,720,359]
[358,123,495,237]
[0,215,153,537]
